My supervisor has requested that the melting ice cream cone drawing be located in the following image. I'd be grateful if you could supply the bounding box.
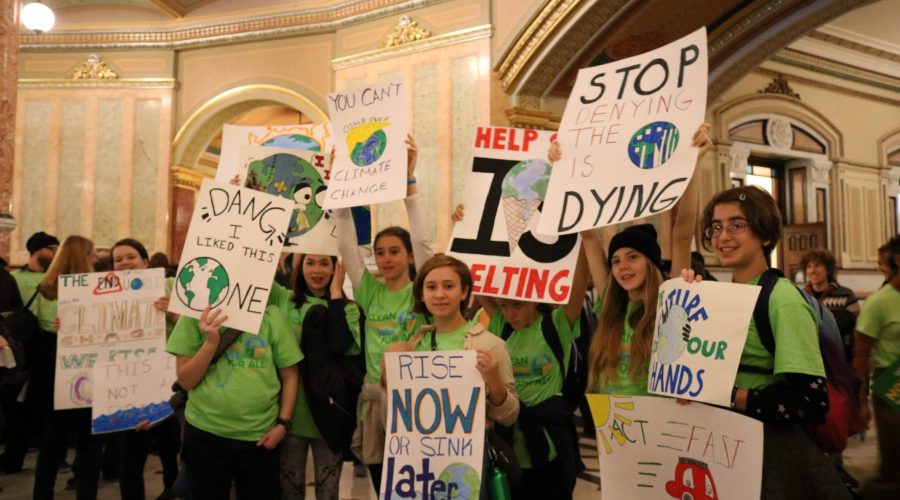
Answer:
[500,159,552,255]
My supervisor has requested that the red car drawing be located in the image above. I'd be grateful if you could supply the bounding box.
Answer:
[665,457,719,500]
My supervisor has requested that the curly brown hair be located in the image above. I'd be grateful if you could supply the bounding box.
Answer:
[800,249,837,283]
[700,186,782,257]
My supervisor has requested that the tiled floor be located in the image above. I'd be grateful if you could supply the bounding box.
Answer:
[0,427,881,499]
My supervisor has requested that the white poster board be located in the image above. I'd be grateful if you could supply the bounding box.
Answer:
[56,268,167,410]
[448,126,580,304]
[323,77,409,209]
[538,27,708,234]
[92,352,176,434]
[381,351,485,500]
[648,279,760,406]
[239,145,338,255]
[169,179,293,334]
[588,394,763,500]
[217,123,332,184]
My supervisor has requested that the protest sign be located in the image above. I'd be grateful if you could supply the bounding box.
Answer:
[92,352,176,434]
[169,179,293,334]
[239,145,338,255]
[216,123,332,184]
[538,27,708,234]
[448,126,580,304]
[323,77,409,209]
[381,351,485,500]
[872,358,900,413]
[588,394,763,500]
[648,279,759,406]
[56,268,167,410]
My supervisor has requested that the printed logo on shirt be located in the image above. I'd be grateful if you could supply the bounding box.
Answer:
[511,353,556,389]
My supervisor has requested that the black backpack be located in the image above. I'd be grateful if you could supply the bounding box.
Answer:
[500,310,587,411]
[0,290,42,387]
[299,302,365,454]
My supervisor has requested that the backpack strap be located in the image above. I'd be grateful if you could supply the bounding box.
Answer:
[500,321,515,342]
[211,328,242,365]
[25,289,40,309]
[540,314,566,376]
[751,268,783,356]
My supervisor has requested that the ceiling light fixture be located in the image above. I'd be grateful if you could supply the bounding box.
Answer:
[22,2,55,33]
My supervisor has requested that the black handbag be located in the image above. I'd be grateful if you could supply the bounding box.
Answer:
[486,428,522,487]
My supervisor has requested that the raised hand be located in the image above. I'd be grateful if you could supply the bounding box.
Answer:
[548,141,562,163]
[199,307,228,344]
[331,260,346,299]
[406,134,418,179]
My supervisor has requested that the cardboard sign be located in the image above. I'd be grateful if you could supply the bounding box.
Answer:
[56,269,167,410]
[216,123,332,185]
[648,279,760,406]
[538,28,708,234]
[324,77,409,209]
[448,126,581,304]
[239,145,338,255]
[169,179,293,333]
[588,394,763,500]
[381,351,485,500]
[873,358,900,413]
[91,352,176,434]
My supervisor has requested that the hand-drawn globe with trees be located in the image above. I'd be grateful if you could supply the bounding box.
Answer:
[175,257,230,311]
[436,463,480,499]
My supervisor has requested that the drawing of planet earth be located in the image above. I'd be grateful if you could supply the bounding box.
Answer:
[175,257,230,311]
[435,463,480,499]
[262,134,321,151]
[346,121,389,166]
[656,304,689,364]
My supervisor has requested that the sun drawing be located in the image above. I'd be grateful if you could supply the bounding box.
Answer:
[587,394,637,455]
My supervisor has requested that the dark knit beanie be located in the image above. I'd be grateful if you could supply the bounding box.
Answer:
[26,232,60,255]
[607,224,664,273]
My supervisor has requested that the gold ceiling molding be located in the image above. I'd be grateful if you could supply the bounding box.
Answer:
[495,0,583,91]
[808,30,900,63]
[504,106,560,131]
[20,0,445,50]
[758,74,800,99]
[333,24,490,70]
[382,15,431,47]
[773,48,900,92]
[754,68,900,108]
[170,166,206,191]
[70,54,119,80]
[18,78,176,89]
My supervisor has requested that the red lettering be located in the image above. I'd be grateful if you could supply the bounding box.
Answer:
[493,128,507,149]
[508,129,520,151]
[482,265,500,294]
[548,270,571,302]
[314,154,325,167]
[470,263,485,293]
[501,266,520,295]
[474,127,492,149]
[525,269,548,300]
[523,129,538,152]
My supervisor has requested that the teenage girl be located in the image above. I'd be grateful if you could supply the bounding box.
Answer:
[268,254,362,500]
[335,135,432,489]
[111,238,181,500]
[32,235,100,500]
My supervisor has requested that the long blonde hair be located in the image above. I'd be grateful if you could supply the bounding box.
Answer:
[39,235,94,300]
[587,253,663,391]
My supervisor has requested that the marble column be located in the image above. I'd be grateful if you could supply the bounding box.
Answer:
[0,1,19,258]
[170,166,204,263]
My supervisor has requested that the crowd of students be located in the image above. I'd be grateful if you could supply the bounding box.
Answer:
[0,127,898,500]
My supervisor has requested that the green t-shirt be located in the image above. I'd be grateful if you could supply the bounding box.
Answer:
[856,284,900,368]
[268,283,362,438]
[355,269,425,384]
[164,277,175,339]
[600,301,649,396]
[735,276,825,389]
[166,305,303,441]
[488,307,580,468]
[13,268,57,331]
[413,319,474,352]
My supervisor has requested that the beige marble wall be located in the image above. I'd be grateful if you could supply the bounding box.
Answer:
[334,38,491,249]
[12,87,174,260]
